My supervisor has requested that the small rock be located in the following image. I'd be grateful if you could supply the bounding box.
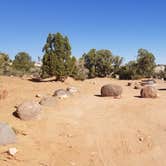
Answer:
[134,83,141,89]
[8,147,18,156]
[53,89,71,99]
[66,87,78,94]
[138,137,144,142]
[35,94,42,98]
[127,82,132,86]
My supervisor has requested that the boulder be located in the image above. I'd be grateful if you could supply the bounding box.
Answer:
[140,86,158,98]
[141,79,156,86]
[101,84,122,97]
[16,101,42,120]
[66,87,78,94]
[0,123,16,145]
[53,89,71,99]
[39,96,56,106]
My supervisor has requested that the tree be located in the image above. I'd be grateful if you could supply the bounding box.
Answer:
[83,49,97,78]
[83,49,122,78]
[112,56,123,74]
[118,61,138,80]
[42,32,77,81]
[73,57,89,80]
[0,52,11,75]
[137,48,156,77]
[12,52,34,73]
[0,52,9,67]
[95,50,114,77]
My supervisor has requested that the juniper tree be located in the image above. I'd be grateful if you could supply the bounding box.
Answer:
[42,32,77,81]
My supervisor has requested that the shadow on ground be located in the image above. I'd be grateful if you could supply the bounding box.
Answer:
[158,88,166,91]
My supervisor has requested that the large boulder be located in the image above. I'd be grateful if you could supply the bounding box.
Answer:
[53,89,71,99]
[101,84,123,97]
[0,123,16,145]
[140,86,158,98]
[16,101,42,120]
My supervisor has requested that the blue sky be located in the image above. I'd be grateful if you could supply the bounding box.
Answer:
[0,0,165,64]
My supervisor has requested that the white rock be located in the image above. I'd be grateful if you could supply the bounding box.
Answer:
[8,147,18,156]
[66,87,78,94]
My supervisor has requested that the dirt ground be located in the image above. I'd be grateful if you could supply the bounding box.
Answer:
[0,76,166,166]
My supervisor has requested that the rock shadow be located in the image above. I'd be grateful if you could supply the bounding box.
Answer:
[158,88,166,91]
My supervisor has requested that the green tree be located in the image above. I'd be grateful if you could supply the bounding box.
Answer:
[95,50,114,77]
[83,49,97,78]
[113,56,123,74]
[0,52,9,67]
[12,52,34,73]
[137,48,156,77]
[83,49,121,78]
[0,52,11,75]
[42,32,77,81]
[118,61,138,80]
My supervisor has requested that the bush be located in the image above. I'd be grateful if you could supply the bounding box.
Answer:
[72,58,88,81]
[12,52,34,73]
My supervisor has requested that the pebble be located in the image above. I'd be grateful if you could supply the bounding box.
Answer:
[8,147,18,156]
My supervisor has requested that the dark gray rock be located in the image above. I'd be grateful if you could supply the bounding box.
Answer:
[101,84,122,97]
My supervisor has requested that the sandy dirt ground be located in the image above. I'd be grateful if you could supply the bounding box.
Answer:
[0,76,166,166]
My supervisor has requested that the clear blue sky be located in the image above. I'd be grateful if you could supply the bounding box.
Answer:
[0,0,165,64]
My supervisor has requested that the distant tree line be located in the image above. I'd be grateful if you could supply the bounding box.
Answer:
[0,32,164,80]
[0,52,36,76]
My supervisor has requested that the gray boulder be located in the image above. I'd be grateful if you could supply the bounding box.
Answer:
[53,89,71,99]
[16,101,42,120]
[101,84,122,97]
[0,123,16,145]
[39,96,56,106]
[141,79,156,86]
[140,86,158,98]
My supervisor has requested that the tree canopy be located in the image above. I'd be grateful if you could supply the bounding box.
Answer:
[83,49,123,78]
[12,52,34,72]
[137,48,156,77]
[42,32,77,81]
